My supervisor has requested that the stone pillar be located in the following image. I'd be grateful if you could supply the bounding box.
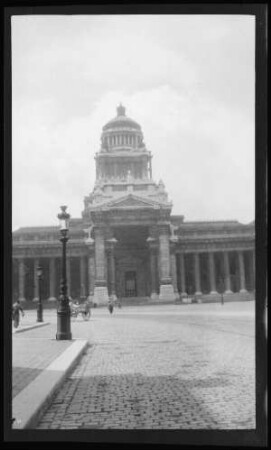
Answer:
[18,259,26,302]
[33,258,39,301]
[85,238,95,302]
[194,253,202,298]
[67,257,71,298]
[80,256,87,300]
[170,242,180,301]
[107,238,117,301]
[93,227,109,305]
[223,251,232,293]
[158,226,176,302]
[238,250,247,293]
[147,237,158,301]
[49,258,56,301]
[208,252,218,295]
[179,253,187,299]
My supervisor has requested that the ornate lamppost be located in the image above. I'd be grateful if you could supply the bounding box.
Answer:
[36,265,43,322]
[56,205,72,340]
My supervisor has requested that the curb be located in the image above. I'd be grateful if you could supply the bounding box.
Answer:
[13,322,50,334]
[12,339,89,429]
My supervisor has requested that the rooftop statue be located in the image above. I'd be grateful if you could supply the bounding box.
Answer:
[83,225,94,241]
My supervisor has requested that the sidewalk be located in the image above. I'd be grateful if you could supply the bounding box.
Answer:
[12,318,88,429]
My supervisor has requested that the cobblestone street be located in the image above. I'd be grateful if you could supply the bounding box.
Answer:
[34,302,255,429]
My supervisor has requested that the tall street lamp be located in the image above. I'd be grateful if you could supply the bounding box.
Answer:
[56,205,72,340]
[36,265,43,322]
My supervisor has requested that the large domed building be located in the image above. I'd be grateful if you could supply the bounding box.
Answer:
[12,105,255,305]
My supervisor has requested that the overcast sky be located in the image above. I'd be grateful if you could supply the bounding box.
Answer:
[12,14,255,230]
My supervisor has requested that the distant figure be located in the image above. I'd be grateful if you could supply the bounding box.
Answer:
[12,300,24,328]
[108,298,114,314]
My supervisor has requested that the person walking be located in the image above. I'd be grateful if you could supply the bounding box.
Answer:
[12,300,25,328]
[108,298,114,314]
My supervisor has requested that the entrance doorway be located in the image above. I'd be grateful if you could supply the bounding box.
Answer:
[125,271,137,297]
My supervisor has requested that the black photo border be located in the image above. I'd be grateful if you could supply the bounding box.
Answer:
[2,1,268,447]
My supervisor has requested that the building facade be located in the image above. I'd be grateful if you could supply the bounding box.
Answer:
[12,105,255,305]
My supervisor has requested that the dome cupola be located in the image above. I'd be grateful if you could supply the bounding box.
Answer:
[101,104,144,152]
[117,103,126,116]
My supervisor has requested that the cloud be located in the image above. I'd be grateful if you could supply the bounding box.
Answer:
[11,15,255,229]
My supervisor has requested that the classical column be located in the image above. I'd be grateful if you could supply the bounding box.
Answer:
[85,238,95,301]
[170,242,180,301]
[18,259,26,302]
[147,237,158,301]
[33,258,39,301]
[80,256,87,300]
[93,227,109,305]
[194,253,202,297]
[66,257,71,298]
[107,238,117,301]
[238,250,247,293]
[179,253,187,298]
[48,258,56,301]
[223,251,233,294]
[158,225,176,302]
[208,252,218,295]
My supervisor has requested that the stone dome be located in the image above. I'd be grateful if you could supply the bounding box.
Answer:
[100,104,145,152]
[102,104,141,131]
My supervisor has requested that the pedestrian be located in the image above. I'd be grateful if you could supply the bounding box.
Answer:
[12,300,25,328]
[108,298,114,314]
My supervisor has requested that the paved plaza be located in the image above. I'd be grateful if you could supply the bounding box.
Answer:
[15,301,255,430]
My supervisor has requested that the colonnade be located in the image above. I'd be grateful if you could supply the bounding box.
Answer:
[172,249,255,298]
[13,246,255,303]
[103,133,142,148]
[13,256,88,302]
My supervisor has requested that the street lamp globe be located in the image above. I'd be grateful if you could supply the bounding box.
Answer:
[58,205,70,233]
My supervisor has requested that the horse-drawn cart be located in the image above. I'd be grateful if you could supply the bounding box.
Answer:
[69,300,91,320]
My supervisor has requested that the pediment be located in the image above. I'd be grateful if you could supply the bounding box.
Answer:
[104,194,162,209]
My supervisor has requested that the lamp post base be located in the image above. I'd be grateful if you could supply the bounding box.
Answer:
[56,331,72,340]
[37,305,43,322]
[56,310,72,340]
